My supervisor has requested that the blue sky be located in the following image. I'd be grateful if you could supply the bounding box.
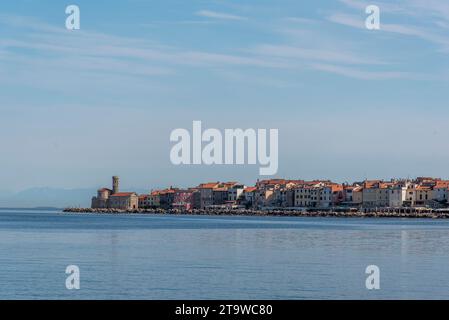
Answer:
[1,0,449,192]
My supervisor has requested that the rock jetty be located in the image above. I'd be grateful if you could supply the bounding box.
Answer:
[63,207,449,219]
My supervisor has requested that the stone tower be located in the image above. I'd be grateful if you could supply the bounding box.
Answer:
[112,176,119,194]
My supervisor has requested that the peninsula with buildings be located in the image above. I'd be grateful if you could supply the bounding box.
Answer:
[63,176,449,218]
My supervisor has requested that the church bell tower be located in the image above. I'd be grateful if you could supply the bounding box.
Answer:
[112,176,119,194]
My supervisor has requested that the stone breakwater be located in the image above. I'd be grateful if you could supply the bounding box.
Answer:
[63,207,449,219]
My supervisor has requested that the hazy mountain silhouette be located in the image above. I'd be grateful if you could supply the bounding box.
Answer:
[0,187,148,208]
[0,187,94,208]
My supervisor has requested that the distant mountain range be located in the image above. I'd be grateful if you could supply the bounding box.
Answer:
[0,187,148,208]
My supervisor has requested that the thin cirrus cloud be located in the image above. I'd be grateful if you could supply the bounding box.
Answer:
[253,44,385,65]
[333,0,449,52]
[0,11,430,85]
[328,12,449,52]
[340,0,449,22]
[310,63,412,80]
[0,13,277,83]
[195,10,247,21]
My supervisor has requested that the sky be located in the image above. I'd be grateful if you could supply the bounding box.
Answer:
[1,0,449,193]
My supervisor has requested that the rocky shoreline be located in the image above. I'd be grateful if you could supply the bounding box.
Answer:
[63,207,449,219]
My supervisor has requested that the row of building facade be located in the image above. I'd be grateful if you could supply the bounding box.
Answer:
[91,176,449,211]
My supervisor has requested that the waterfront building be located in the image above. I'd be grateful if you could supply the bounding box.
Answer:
[197,182,220,209]
[329,184,344,207]
[360,180,380,207]
[377,183,394,207]
[388,185,408,208]
[271,187,295,208]
[256,179,287,190]
[109,192,139,210]
[285,188,295,207]
[190,189,201,209]
[242,187,257,208]
[432,181,449,203]
[148,190,161,207]
[362,186,377,207]
[388,183,408,208]
[158,187,178,209]
[227,183,245,203]
[212,187,228,206]
[91,188,112,208]
[416,177,439,187]
[270,188,286,207]
[294,185,312,207]
[415,185,433,207]
[352,186,363,206]
[343,185,355,204]
[172,189,195,211]
[404,186,417,207]
[293,181,328,208]
[342,185,363,207]
[255,188,275,208]
[138,194,151,209]
[91,176,138,210]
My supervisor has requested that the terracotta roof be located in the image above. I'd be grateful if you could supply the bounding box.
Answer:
[159,189,177,194]
[258,179,287,185]
[175,189,194,194]
[223,181,238,186]
[303,180,324,185]
[244,187,257,192]
[198,182,219,189]
[363,180,383,188]
[287,180,305,184]
[330,185,343,192]
[434,181,449,188]
[110,192,136,197]
[296,185,315,190]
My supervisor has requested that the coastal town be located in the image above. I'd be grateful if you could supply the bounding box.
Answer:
[70,176,449,217]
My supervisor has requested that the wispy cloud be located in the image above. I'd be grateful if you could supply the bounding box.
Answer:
[332,0,449,52]
[0,13,279,84]
[253,44,384,65]
[340,0,449,22]
[327,12,364,29]
[0,9,438,88]
[195,10,247,21]
[328,12,449,52]
[311,63,412,80]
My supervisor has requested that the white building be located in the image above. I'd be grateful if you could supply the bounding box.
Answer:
[389,186,407,208]
[227,184,245,202]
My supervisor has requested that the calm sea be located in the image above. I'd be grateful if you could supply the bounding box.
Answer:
[0,208,449,299]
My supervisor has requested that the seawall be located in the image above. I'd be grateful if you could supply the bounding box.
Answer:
[63,207,449,219]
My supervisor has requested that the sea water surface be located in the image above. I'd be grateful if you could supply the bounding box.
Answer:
[1,208,449,299]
